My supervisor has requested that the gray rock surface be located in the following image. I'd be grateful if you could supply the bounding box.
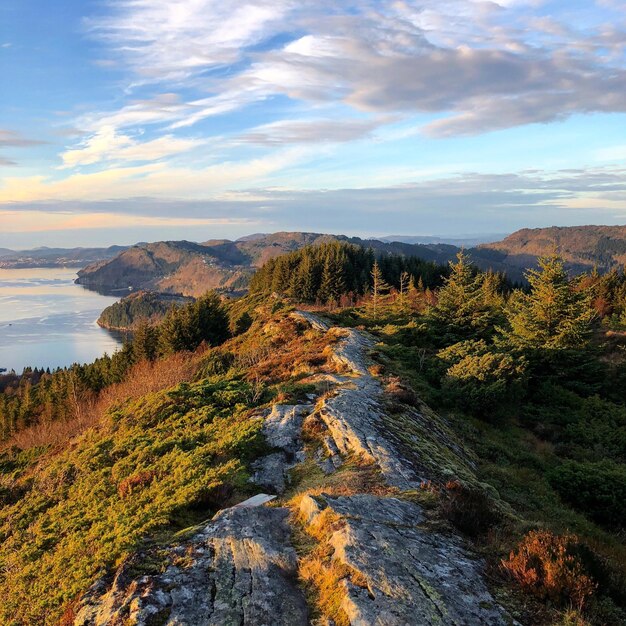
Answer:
[314,323,423,490]
[301,493,514,626]
[73,506,308,626]
[251,403,313,493]
[292,311,476,489]
[75,311,517,626]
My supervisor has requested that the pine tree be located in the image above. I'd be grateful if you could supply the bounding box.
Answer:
[133,320,159,361]
[501,255,596,351]
[369,260,390,318]
[318,249,345,305]
[430,251,496,341]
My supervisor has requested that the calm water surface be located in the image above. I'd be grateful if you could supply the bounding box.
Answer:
[0,268,123,372]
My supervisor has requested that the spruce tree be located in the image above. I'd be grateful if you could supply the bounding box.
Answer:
[133,320,159,361]
[430,251,496,341]
[501,255,596,351]
[369,260,390,318]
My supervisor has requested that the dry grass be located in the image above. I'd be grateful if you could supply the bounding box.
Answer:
[291,498,369,626]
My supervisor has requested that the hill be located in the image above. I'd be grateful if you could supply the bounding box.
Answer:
[0,245,128,269]
[80,225,626,298]
[3,254,626,624]
[97,291,193,330]
[477,225,626,273]
[76,233,459,297]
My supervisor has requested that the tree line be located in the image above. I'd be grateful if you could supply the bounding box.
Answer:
[249,241,450,305]
[0,293,229,439]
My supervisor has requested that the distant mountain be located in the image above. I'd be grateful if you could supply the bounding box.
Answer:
[380,233,508,247]
[0,245,128,269]
[0,248,14,258]
[70,225,626,297]
[76,232,460,297]
[476,225,626,274]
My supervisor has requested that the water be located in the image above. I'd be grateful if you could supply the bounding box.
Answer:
[0,268,124,372]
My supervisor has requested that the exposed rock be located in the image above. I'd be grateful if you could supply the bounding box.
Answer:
[316,326,423,491]
[251,404,313,493]
[73,505,308,626]
[264,403,312,456]
[300,493,515,626]
[293,311,476,489]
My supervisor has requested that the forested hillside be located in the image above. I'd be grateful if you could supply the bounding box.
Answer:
[75,232,460,296]
[477,225,626,273]
[97,291,193,330]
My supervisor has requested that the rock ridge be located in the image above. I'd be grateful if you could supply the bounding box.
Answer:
[74,310,517,626]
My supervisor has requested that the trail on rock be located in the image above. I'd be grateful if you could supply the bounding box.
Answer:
[74,311,517,626]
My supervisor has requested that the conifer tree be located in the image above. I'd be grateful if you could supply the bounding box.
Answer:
[318,248,346,305]
[501,255,596,351]
[394,271,411,313]
[369,260,390,317]
[430,251,496,341]
[133,320,159,361]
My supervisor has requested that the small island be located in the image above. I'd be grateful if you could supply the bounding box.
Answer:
[97,291,193,331]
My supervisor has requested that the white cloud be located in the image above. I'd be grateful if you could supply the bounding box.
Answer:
[60,126,206,167]
[0,146,314,202]
[87,0,294,81]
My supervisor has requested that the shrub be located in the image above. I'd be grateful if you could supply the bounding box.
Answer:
[384,376,419,408]
[437,340,527,417]
[199,350,235,378]
[547,460,626,528]
[118,469,158,498]
[439,480,499,537]
[501,530,597,610]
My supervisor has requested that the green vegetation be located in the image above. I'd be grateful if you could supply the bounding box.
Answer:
[249,240,448,305]
[324,251,626,624]
[97,291,191,330]
[0,302,340,625]
[3,243,626,625]
[0,291,229,441]
[0,376,266,625]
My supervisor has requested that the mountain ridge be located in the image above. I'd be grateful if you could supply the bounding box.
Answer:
[62,224,626,297]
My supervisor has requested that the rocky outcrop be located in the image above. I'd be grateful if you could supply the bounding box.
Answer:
[74,311,516,626]
[300,493,513,626]
[251,403,312,493]
[73,504,308,626]
[293,312,475,490]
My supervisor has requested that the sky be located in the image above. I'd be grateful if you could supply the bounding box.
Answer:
[1,0,626,248]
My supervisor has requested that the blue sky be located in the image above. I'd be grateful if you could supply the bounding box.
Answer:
[1,0,625,247]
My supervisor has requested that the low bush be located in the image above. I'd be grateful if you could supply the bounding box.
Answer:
[502,530,597,610]
[437,340,527,417]
[439,480,499,537]
[547,460,626,528]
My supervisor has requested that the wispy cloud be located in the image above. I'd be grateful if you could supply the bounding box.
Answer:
[0,129,47,168]
[60,127,207,168]
[3,166,625,236]
[77,0,626,137]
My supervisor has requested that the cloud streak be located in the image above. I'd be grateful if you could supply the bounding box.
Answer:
[3,167,625,236]
[78,0,626,137]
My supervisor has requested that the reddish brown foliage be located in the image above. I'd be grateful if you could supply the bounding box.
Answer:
[118,469,158,498]
[3,351,200,451]
[502,530,597,610]
[58,598,79,626]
